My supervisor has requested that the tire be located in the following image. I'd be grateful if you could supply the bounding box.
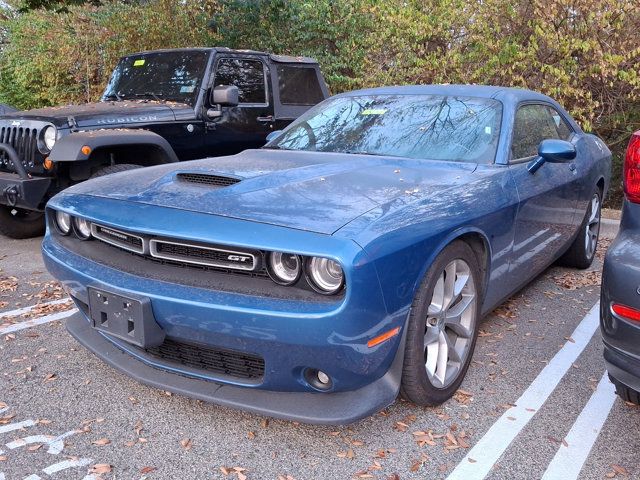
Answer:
[559,189,602,269]
[400,240,482,406]
[91,163,141,179]
[0,206,45,239]
[609,374,640,405]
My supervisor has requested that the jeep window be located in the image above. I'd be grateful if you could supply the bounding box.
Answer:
[214,58,267,105]
[103,51,209,106]
[266,94,502,164]
[276,65,324,105]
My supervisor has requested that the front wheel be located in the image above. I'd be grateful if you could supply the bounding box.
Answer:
[91,163,141,179]
[400,241,482,405]
[0,206,45,239]
[559,190,601,269]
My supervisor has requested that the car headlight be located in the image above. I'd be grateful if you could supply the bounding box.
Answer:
[42,126,57,151]
[267,252,302,285]
[306,257,344,294]
[54,211,72,235]
[73,217,92,240]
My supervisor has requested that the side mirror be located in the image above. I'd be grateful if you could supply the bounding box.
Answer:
[211,85,239,107]
[266,130,283,143]
[538,139,576,163]
[528,139,576,174]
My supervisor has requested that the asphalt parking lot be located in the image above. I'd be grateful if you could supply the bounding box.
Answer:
[0,219,637,480]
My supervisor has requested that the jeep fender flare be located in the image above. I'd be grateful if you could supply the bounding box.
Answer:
[48,129,179,164]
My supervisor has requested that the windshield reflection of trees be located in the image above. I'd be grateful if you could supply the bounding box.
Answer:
[103,51,209,105]
[276,95,501,163]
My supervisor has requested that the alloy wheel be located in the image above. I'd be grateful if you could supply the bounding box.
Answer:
[424,258,477,389]
[584,194,600,259]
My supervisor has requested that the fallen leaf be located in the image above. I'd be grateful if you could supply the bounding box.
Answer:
[92,438,111,446]
[43,373,57,382]
[180,438,192,450]
[89,464,112,474]
[140,466,156,474]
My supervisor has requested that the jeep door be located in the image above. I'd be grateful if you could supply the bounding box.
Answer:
[206,56,275,155]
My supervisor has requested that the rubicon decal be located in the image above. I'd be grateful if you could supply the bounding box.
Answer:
[96,115,158,124]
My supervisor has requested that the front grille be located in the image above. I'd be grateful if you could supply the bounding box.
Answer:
[91,224,145,254]
[150,239,258,271]
[177,172,241,187]
[145,339,265,380]
[0,126,39,169]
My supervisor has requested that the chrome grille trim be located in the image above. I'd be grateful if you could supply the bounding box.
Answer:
[149,239,258,271]
[91,223,146,254]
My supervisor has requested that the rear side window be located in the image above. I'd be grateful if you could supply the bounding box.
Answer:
[214,58,266,104]
[511,104,572,160]
[276,65,324,105]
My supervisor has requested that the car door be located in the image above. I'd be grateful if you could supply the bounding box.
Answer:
[508,103,580,279]
[206,56,275,156]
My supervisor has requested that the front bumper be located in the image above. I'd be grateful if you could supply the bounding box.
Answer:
[0,171,51,210]
[67,311,404,424]
[41,197,409,423]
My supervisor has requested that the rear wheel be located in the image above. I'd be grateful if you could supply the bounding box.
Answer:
[0,206,45,239]
[400,241,482,405]
[609,374,640,405]
[91,163,141,179]
[559,189,601,269]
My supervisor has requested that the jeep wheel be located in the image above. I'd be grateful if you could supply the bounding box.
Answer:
[0,206,45,239]
[91,163,141,178]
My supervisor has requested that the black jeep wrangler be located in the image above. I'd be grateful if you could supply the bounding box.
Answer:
[0,47,329,238]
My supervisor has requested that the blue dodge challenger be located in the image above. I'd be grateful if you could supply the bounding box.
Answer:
[42,85,611,424]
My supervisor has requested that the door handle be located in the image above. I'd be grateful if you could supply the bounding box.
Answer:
[569,163,576,172]
[257,115,274,123]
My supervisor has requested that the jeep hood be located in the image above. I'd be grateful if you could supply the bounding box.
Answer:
[65,149,477,235]
[0,101,186,128]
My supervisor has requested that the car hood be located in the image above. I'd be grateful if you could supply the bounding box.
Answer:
[65,149,478,235]
[0,101,183,128]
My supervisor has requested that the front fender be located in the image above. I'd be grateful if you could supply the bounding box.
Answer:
[49,129,179,163]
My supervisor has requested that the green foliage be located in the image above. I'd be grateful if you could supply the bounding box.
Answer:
[0,0,639,205]
[0,0,217,109]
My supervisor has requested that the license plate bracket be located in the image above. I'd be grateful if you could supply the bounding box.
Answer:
[87,287,164,348]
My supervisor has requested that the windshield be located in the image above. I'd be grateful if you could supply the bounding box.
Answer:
[102,51,210,106]
[267,94,502,163]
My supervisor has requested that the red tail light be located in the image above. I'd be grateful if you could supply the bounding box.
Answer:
[612,303,640,323]
[624,131,640,204]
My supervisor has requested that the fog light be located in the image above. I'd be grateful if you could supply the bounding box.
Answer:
[304,368,332,390]
[317,370,330,385]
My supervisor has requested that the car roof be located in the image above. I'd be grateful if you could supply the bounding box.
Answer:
[339,84,556,104]
[123,47,319,64]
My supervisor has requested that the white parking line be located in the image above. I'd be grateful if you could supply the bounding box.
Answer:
[0,420,36,434]
[42,458,92,475]
[0,298,71,320]
[446,301,600,480]
[0,309,77,336]
[541,373,616,479]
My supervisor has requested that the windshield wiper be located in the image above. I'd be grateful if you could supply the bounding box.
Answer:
[134,92,164,102]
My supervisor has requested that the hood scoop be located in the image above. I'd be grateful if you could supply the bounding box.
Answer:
[176,172,242,187]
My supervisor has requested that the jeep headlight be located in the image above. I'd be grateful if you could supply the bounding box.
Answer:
[42,126,57,151]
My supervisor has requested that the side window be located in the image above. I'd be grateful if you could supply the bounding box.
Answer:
[511,104,561,160]
[547,106,573,140]
[214,58,266,104]
[276,65,324,105]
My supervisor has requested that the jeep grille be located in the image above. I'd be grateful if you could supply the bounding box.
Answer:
[0,126,39,170]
